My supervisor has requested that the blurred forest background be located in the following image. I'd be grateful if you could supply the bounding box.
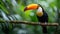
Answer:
[0,0,60,34]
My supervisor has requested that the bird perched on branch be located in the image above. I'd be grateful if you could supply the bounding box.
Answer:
[24,4,48,34]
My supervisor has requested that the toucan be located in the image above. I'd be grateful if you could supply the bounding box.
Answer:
[24,4,48,34]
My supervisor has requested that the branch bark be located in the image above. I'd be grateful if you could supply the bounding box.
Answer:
[0,20,59,26]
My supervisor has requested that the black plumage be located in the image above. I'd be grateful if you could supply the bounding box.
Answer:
[37,4,48,34]
[37,12,48,34]
[37,11,48,22]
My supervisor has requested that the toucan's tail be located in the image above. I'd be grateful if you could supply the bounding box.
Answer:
[42,26,47,34]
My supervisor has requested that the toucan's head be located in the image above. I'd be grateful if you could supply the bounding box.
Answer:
[24,4,43,17]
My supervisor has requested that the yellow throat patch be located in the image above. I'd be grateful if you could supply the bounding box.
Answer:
[36,7,43,17]
[36,12,43,17]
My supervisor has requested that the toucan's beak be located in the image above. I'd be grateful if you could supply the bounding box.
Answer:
[24,7,27,11]
[24,4,43,17]
[24,4,39,12]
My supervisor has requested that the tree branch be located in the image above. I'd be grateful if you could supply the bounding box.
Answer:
[0,20,59,26]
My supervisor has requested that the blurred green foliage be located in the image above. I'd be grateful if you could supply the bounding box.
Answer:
[0,0,60,34]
